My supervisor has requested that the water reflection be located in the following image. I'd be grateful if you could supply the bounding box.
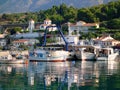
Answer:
[28,62,70,87]
[0,60,120,90]
[0,64,27,74]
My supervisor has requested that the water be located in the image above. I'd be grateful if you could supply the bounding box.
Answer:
[0,60,120,90]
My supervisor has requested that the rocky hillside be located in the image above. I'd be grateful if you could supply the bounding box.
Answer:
[0,0,116,14]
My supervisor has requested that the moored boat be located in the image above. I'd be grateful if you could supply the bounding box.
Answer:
[75,48,96,60]
[0,51,28,64]
[29,47,70,62]
[96,48,119,61]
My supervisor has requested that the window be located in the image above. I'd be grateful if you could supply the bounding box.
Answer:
[38,53,43,57]
[5,57,7,59]
[41,26,44,28]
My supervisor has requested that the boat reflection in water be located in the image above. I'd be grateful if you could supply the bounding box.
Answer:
[0,64,27,74]
[27,61,70,87]
[27,60,120,90]
[0,59,119,90]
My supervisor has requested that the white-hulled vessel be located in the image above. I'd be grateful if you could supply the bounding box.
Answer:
[75,48,96,60]
[29,47,70,62]
[96,48,119,61]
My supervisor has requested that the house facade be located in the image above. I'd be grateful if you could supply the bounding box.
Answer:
[68,21,99,36]
[12,39,29,47]
[12,39,39,47]
[40,19,57,31]
[93,35,120,47]
[56,35,79,45]
[28,19,35,33]
[0,34,7,47]
[11,32,41,39]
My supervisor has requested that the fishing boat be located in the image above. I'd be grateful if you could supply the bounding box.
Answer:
[29,47,70,62]
[28,24,72,62]
[0,51,28,64]
[96,48,119,61]
[75,48,96,60]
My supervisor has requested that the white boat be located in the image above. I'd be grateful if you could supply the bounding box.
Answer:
[0,51,12,60]
[96,48,119,61]
[75,48,96,60]
[29,47,70,62]
[0,51,28,64]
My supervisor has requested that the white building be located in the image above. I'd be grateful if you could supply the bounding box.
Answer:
[93,35,120,47]
[68,21,99,35]
[40,19,57,31]
[56,35,79,45]
[12,39,39,47]
[11,32,41,39]
[0,34,7,47]
[28,19,35,33]
[12,39,29,47]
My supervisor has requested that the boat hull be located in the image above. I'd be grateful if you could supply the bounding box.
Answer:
[29,50,69,62]
[29,55,67,62]
[97,52,119,61]
[75,52,96,60]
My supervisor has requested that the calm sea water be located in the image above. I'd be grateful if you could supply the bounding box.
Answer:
[0,60,120,90]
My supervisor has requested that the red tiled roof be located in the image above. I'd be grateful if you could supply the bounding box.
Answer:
[83,23,97,27]
[95,36,107,40]
[102,39,119,42]
[94,35,111,40]
[13,39,29,43]
[69,22,98,27]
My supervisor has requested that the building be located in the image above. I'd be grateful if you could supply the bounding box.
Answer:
[12,39,39,47]
[11,32,42,39]
[12,39,29,47]
[93,35,120,47]
[0,34,7,47]
[68,21,99,35]
[28,19,35,33]
[56,35,79,45]
[40,19,57,31]
[0,51,12,60]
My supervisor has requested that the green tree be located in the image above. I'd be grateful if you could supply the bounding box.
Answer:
[14,27,22,32]
[50,14,64,24]
[77,8,97,22]
[107,18,120,29]
[113,32,120,40]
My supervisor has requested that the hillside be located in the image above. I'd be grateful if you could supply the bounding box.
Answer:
[0,0,120,29]
[0,0,116,14]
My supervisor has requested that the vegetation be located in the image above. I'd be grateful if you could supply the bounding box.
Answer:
[113,32,120,40]
[0,0,120,29]
[19,45,29,50]
[0,46,3,50]
[0,1,120,40]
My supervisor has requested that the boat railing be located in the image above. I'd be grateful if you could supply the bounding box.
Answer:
[98,53,108,57]
[36,47,64,51]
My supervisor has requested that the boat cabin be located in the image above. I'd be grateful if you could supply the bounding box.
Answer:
[97,48,114,57]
